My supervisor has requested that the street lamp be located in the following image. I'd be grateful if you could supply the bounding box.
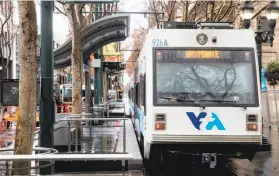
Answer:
[265,1,279,38]
[240,0,254,29]
[241,0,279,83]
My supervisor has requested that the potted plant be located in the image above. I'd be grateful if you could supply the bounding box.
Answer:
[265,61,279,86]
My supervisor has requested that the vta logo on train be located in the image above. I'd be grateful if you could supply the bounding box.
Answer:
[186,112,225,130]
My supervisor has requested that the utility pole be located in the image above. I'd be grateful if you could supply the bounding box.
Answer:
[85,60,91,112]
[100,4,104,103]
[39,1,54,174]
[94,4,100,105]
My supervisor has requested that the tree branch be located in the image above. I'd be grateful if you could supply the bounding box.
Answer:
[57,0,65,6]
[218,1,233,21]
[205,2,209,21]
[167,1,176,21]
[55,5,67,16]
[251,2,270,20]
[210,2,215,21]
[150,0,159,28]
[213,1,225,21]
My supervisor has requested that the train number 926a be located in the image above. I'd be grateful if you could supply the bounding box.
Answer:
[152,39,168,47]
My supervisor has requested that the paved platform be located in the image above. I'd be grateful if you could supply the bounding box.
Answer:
[54,170,143,176]
[228,126,279,176]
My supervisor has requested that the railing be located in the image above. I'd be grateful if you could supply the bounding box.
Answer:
[262,90,279,128]
[0,101,133,174]
[0,147,133,175]
[60,115,129,153]
[91,102,126,117]
[0,147,58,175]
[0,153,133,161]
[0,115,133,174]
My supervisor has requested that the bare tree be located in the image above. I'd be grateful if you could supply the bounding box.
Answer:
[0,1,18,79]
[126,0,268,75]
[12,1,37,175]
[147,0,264,28]
[125,28,147,76]
[65,3,84,115]
[55,1,118,114]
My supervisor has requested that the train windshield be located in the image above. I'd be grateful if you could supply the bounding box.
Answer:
[155,49,258,107]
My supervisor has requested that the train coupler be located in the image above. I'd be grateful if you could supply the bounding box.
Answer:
[202,153,217,168]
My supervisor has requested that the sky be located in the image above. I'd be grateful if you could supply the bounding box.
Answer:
[118,0,148,60]
[33,0,149,48]
[31,0,147,84]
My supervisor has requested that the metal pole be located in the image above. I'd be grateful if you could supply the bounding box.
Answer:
[124,104,126,117]
[100,4,104,104]
[94,4,100,105]
[68,122,71,153]
[108,104,110,117]
[273,86,279,127]
[40,1,54,175]
[256,37,262,84]
[85,60,91,113]
[123,120,126,153]
[75,120,78,152]
[266,91,271,126]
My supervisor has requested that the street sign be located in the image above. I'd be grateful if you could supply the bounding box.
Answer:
[92,59,101,68]
[64,0,115,4]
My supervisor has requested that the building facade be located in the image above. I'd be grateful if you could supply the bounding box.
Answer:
[0,1,17,79]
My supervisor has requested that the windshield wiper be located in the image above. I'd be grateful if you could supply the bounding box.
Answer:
[160,97,207,108]
[160,97,195,103]
[199,99,236,103]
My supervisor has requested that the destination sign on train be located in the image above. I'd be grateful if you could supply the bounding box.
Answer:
[185,50,220,59]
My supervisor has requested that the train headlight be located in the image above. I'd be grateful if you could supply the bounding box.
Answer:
[155,113,166,130]
[155,123,165,130]
[246,114,258,131]
[246,123,258,131]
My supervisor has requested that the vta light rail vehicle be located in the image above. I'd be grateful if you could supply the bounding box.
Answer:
[128,22,262,170]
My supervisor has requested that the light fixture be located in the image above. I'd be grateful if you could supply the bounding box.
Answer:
[240,0,254,29]
[240,1,254,19]
[266,1,279,20]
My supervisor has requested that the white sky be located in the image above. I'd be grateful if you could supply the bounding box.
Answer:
[34,0,149,47]
[9,0,149,65]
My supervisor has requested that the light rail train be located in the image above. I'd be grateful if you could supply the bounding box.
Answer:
[128,22,262,170]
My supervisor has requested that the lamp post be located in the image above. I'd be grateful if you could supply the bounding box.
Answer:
[241,1,279,129]
[241,0,279,82]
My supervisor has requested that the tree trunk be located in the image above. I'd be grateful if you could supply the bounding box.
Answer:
[66,4,82,115]
[12,1,37,175]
